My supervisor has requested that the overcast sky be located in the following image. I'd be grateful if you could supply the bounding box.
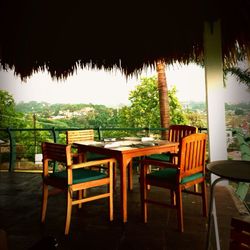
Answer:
[0,63,249,106]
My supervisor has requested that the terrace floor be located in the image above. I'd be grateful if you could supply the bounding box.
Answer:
[0,170,248,250]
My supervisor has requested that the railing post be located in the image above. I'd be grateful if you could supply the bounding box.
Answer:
[97,126,102,140]
[7,128,16,172]
[51,127,57,143]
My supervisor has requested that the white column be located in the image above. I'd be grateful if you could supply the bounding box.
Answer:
[204,20,227,165]
[204,21,228,250]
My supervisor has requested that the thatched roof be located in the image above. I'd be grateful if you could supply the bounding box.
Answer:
[0,0,249,80]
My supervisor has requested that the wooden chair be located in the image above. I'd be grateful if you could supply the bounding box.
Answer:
[66,129,112,180]
[147,124,197,163]
[66,129,106,162]
[41,142,115,235]
[140,133,208,232]
[66,129,134,191]
[230,216,250,250]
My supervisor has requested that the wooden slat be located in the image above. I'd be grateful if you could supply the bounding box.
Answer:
[168,125,197,143]
[230,216,250,250]
[66,130,94,144]
[42,142,71,164]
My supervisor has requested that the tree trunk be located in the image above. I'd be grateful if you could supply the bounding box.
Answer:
[156,60,170,139]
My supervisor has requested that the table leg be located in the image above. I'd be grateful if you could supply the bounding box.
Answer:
[120,157,131,223]
[206,177,225,250]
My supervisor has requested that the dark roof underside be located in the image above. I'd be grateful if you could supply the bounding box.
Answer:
[0,0,249,80]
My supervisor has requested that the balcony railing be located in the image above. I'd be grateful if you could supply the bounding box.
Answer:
[0,126,207,172]
[0,126,249,212]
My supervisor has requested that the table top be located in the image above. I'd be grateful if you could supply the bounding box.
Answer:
[207,160,250,182]
[74,139,178,160]
[74,139,177,152]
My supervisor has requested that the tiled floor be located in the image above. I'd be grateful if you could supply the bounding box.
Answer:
[0,171,247,250]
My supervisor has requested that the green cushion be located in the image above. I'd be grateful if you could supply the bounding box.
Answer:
[147,168,203,184]
[146,153,171,162]
[50,169,107,184]
[181,172,203,184]
[86,152,109,161]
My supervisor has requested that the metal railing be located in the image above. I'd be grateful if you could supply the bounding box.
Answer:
[0,126,207,172]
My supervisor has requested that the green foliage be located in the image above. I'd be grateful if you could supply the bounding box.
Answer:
[225,102,250,111]
[168,86,188,125]
[225,67,250,88]
[0,90,16,129]
[127,76,160,128]
[235,108,245,115]
[185,111,207,128]
[118,76,187,128]
[0,90,26,139]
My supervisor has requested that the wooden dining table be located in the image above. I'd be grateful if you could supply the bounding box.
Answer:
[74,138,179,223]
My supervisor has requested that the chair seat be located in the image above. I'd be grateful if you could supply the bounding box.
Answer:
[148,168,204,184]
[50,169,107,184]
[146,153,171,162]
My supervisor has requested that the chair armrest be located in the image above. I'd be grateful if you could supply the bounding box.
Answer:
[71,158,116,169]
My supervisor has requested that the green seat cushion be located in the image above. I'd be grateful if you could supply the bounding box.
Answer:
[181,172,203,184]
[147,168,203,184]
[86,152,109,161]
[50,169,107,184]
[146,153,171,162]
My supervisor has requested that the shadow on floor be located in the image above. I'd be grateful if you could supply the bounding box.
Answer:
[0,171,244,250]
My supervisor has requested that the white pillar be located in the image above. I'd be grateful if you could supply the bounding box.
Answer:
[204,20,227,166]
[204,21,228,250]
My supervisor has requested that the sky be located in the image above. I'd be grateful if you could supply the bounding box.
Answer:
[0,63,250,107]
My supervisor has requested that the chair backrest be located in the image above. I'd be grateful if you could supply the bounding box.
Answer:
[178,133,207,179]
[66,129,95,144]
[168,125,197,142]
[230,216,250,249]
[42,142,72,172]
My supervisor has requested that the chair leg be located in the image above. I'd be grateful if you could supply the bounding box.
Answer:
[194,184,198,192]
[176,187,184,232]
[201,181,208,217]
[78,190,86,209]
[65,189,73,235]
[41,184,48,224]
[146,165,151,190]
[171,190,176,206]
[100,162,117,191]
[128,161,133,191]
[140,165,148,223]
[109,163,114,221]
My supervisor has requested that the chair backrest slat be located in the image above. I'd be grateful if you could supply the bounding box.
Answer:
[179,133,207,178]
[42,142,72,166]
[230,216,250,249]
[66,129,95,144]
[168,125,197,143]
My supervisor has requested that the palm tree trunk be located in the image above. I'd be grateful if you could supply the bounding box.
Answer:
[156,60,170,139]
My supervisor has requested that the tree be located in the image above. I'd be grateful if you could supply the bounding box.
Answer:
[226,67,250,88]
[225,67,250,89]
[156,60,170,139]
[124,76,160,128]
[168,86,188,125]
[0,90,25,130]
[117,76,187,131]
[185,111,207,128]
